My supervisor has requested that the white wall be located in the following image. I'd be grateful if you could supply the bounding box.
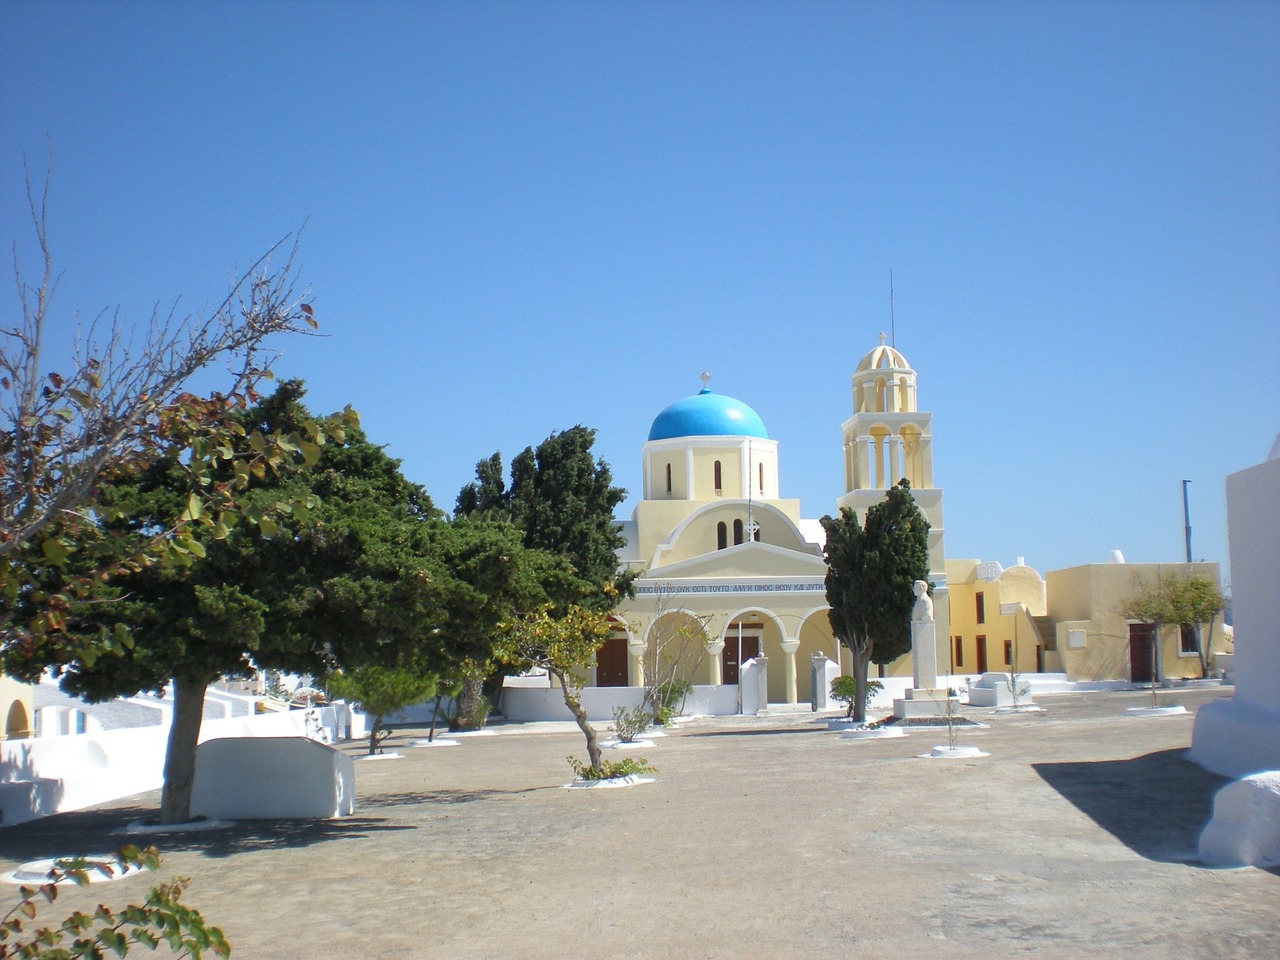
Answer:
[0,704,357,828]
[1191,452,1280,778]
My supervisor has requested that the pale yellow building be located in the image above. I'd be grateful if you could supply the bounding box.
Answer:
[944,559,1047,676]
[945,557,1229,683]
[1045,560,1228,682]
[612,375,838,705]
[609,339,952,704]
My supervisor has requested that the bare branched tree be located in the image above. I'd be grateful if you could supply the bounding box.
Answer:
[635,583,709,723]
[1,163,317,556]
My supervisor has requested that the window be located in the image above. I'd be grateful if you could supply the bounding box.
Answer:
[975,591,986,624]
[758,462,764,494]
[1180,624,1198,656]
[953,636,963,667]
[1003,640,1013,665]
[714,460,722,494]
[733,519,744,545]
[665,463,672,493]
[717,522,727,551]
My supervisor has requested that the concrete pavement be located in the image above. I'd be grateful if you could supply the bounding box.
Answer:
[2,687,1276,959]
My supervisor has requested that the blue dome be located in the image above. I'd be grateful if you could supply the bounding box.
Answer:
[648,389,769,441]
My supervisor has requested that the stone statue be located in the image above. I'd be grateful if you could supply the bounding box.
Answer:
[912,580,934,622]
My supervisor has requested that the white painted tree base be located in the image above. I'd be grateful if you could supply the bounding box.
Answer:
[995,704,1043,714]
[2,855,149,885]
[563,775,655,790]
[603,738,656,749]
[1124,705,1187,717]
[827,717,892,730]
[841,727,907,740]
[920,745,988,759]
[451,729,497,737]
[408,738,459,747]
[357,752,403,761]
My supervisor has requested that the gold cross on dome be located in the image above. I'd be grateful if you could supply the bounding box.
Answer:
[699,371,711,389]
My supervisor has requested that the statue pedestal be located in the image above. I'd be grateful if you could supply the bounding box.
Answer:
[893,687,957,719]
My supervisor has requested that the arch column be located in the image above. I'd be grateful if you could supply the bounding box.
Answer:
[627,640,647,688]
[780,638,801,704]
[862,435,876,489]
[888,435,903,485]
[706,639,725,685]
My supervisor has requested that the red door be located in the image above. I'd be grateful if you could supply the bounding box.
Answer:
[1129,624,1156,683]
[723,634,759,685]
[975,635,988,674]
[595,636,629,687]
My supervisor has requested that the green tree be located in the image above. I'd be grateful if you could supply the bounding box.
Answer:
[454,425,632,726]
[4,383,446,823]
[498,602,618,776]
[1,177,356,667]
[820,480,930,722]
[327,664,439,756]
[421,516,577,730]
[1119,570,1226,687]
[455,425,634,606]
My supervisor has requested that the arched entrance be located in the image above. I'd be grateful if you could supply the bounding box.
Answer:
[722,621,760,685]
[595,633,630,687]
[5,700,31,740]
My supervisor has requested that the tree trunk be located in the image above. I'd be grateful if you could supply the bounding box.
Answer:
[367,714,384,755]
[160,675,207,824]
[851,649,871,723]
[452,675,485,731]
[427,693,444,742]
[552,668,601,771]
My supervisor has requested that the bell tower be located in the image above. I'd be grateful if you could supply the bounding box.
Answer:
[837,337,948,629]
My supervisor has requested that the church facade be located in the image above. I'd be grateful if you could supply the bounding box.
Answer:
[604,341,950,706]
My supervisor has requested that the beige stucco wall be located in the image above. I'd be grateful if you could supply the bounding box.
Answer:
[1046,562,1227,682]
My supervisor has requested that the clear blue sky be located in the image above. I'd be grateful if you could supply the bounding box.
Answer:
[3,1,1277,584]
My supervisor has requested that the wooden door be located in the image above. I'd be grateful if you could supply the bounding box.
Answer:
[1129,624,1155,683]
[975,635,988,674]
[595,636,629,687]
[722,634,760,685]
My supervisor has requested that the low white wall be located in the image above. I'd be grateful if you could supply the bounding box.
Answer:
[192,737,355,820]
[0,703,356,828]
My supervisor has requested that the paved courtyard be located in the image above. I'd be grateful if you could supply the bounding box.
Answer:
[2,687,1276,959]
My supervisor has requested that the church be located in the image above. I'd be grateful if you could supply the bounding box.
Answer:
[600,338,951,707]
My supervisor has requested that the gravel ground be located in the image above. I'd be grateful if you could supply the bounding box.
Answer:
[2,687,1276,959]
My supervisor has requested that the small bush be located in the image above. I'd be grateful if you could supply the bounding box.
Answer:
[830,676,884,717]
[611,704,652,742]
[648,677,692,726]
[567,755,656,781]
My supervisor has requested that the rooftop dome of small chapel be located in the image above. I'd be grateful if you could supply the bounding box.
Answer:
[648,387,769,441]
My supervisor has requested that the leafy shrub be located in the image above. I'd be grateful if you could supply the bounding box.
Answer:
[830,676,884,717]
[0,845,229,958]
[648,677,692,726]
[611,704,652,742]
[567,755,656,781]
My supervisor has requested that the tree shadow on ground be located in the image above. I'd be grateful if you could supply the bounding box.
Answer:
[0,803,411,864]
[685,727,825,739]
[359,786,552,808]
[1033,748,1227,865]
